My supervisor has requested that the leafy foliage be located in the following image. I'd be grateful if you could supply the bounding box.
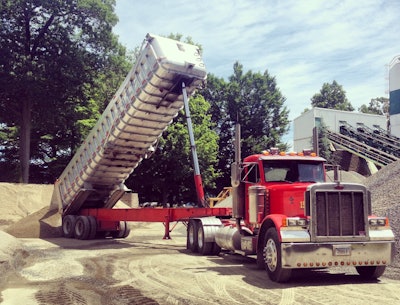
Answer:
[311,80,354,111]
[0,0,129,182]
[316,121,332,163]
[201,62,290,190]
[358,97,389,115]
[0,10,289,205]
[127,94,219,205]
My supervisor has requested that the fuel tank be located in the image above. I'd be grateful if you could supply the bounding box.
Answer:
[215,225,241,251]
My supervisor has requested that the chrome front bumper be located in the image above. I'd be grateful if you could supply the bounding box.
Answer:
[281,240,394,269]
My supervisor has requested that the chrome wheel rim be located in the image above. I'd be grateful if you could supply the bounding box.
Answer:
[265,239,278,272]
[198,227,203,249]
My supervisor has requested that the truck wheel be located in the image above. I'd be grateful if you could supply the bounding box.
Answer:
[74,216,91,240]
[263,228,291,283]
[187,219,199,253]
[211,242,221,255]
[197,223,213,255]
[87,216,97,240]
[112,221,130,238]
[356,266,386,279]
[62,215,77,238]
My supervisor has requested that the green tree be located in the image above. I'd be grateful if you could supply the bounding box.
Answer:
[0,0,124,183]
[127,94,219,205]
[311,80,354,111]
[316,122,332,162]
[358,97,389,115]
[201,62,290,190]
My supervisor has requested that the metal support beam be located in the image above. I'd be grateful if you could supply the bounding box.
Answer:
[182,82,206,206]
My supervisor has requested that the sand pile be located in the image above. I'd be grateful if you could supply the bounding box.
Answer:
[0,183,61,238]
[0,183,54,230]
[0,183,135,238]
[5,206,62,238]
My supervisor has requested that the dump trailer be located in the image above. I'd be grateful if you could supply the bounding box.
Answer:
[51,33,230,240]
[185,125,395,282]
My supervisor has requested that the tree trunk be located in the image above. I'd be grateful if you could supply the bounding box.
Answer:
[20,97,32,183]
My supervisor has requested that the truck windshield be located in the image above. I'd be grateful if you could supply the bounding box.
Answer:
[263,160,324,183]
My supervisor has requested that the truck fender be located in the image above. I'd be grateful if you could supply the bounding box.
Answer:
[256,214,286,269]
[257,215,286,251]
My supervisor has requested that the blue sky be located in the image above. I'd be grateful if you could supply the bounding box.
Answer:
[113,0,400,145]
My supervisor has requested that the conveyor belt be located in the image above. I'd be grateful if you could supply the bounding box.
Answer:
[326,129,398,167]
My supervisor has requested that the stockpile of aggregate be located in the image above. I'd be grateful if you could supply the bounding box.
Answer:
[0,183,54,231]
[365,160,400,273]
[0,183,61,238]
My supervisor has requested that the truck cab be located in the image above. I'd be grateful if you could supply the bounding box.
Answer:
[242,149,326,229]
[227,147,394,282]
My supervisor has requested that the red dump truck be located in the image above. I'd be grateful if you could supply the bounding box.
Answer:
[51,34,394,282]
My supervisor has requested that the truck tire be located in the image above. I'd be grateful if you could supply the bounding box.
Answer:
[197,223,213,255]
[263,228,291,283]
[62,215,77,238]
[112,221,130,238]
[211,242,221,255]
[74,216,91,240]
[87,216,97,240]
[120,221,131,238]
[187,219,199,253]
[356,266,386,279]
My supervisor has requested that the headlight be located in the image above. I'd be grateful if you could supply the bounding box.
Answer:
[369,217,388,227]
[284,217,308,227]
[369,219,377,226]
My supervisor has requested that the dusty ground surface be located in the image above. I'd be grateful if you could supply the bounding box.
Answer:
[0,165,400,305]
[2,223,400,305]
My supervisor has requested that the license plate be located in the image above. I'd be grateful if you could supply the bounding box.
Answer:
[333,245,351,256]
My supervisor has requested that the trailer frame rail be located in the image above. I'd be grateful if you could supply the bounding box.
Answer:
[79,207,232,239]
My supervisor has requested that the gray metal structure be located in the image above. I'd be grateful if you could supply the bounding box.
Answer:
[52,34,207,216]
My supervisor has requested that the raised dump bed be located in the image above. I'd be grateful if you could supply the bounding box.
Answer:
[52,33,207,216]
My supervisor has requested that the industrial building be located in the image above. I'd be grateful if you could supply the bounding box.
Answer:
[293,108,387,152]
[293,106,399,175]
[291,55,400,176]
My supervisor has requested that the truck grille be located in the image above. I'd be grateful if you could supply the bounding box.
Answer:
[315,191,365,236]
[307,183,368,242]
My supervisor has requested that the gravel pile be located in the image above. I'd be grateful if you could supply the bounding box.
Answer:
[327,167,400,276]
[365,160,400,274]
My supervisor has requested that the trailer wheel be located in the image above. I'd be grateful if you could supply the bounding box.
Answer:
[112,221,130,238]
[187,219,199,253]
[356,266,386,279]
[120,221,131,238]
[62,215,77,238]
[87,216,97,240]
[197,223,213,255]
[263,228,291,283]
[74,216,91,240]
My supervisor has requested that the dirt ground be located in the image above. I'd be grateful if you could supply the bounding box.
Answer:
[1,180,400,304]
[1,223,400,305]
